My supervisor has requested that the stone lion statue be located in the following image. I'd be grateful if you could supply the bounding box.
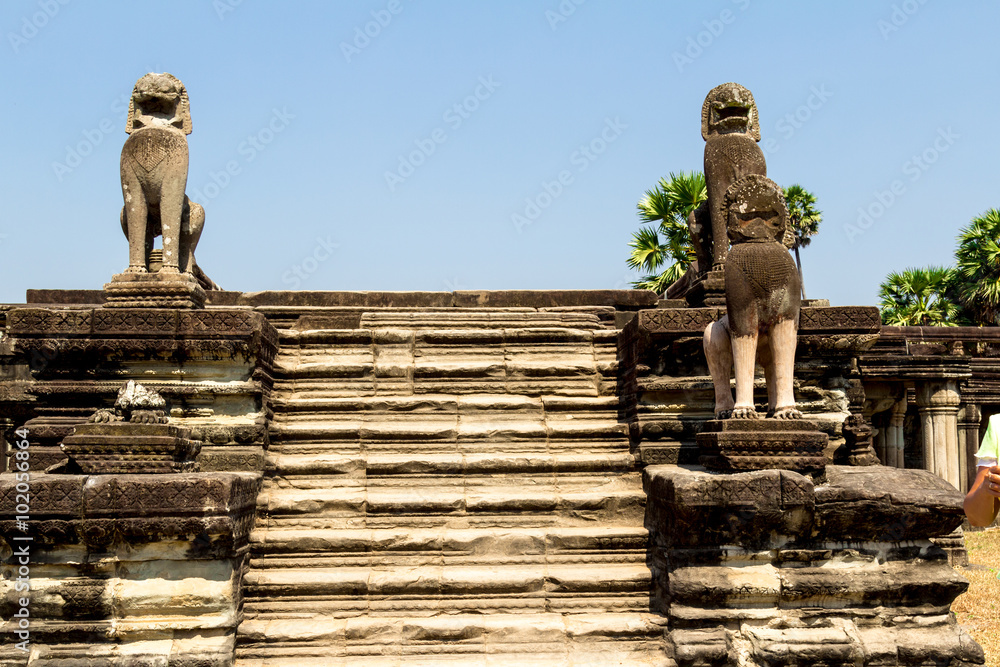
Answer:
[703,174,801,420]
[698,82,767,273]
[119,72,217,290]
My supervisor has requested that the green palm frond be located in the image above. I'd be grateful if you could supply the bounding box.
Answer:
[878,266,961,326]
[955,209,1000,324]
[628,171,706,294]
[637,171,707,224]
[637,185,675,224]
[662,171,708,216]
[627,226,666,272]
[631,264,685,293]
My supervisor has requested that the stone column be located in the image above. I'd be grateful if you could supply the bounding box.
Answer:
[958,403,982,493]
[916,381,961,489]
[888,399,907,468]
[874,416,888,467]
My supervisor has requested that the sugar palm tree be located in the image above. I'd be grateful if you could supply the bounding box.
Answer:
[627,171,707,293]
[878,267,961,326]
[783,184,821,299]
[954,209,1000,325]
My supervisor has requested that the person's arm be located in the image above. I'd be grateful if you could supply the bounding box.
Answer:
[964,465,1000,527]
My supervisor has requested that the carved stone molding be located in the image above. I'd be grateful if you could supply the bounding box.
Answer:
[61,422,201,474]
[104,272,206,309]
[637,305,881,337]
[697,418,828,475]
[7,307,277,373]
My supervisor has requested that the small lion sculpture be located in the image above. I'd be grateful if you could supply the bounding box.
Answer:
[89,380,169,424]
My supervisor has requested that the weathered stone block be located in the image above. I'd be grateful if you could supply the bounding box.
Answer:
[643,464,979,665]
[644,466,815,549]
[815,465,965,541]
[61,422,201,474]
[697,418,829,474]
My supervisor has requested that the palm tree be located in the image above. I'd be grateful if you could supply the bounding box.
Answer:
[627,171,707,293]
[878,267,961,326]
[783,184,821,299]
[954,209,1000,325]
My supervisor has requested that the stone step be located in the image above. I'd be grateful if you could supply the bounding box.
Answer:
[245,556,646,576]
[236,313,650,663]
[243,588,652,612]
[236,650,667,667]
[264,452,364,476]
[255,475,645,520]
[256,513,639,532]
[237,611,666,644]
[270,329,617,392]
[358,312,607,329]
[277,325,611,346]
[271,394,620,414]
[268,420,629,443]
[259,471,640,490]
[242,561,652,600]
[265,440,632,458]
[241,596,654,624]
[249,525,648,558]
[269,365,617,382]
[235,612,669,665]
[270,380,613,399]
[265,452,636,477]
[265,440,631,460]
[275,353,610,372]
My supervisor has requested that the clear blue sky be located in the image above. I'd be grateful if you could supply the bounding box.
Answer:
[1,1,997,307]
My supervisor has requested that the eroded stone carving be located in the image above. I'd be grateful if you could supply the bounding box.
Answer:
[704,174,801,419]
[59,380,200,474]
[90,379,168,424]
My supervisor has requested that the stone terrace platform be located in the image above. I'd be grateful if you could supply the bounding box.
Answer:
[0,289,983,666]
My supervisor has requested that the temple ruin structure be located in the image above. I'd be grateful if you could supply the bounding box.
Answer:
[0,76,989,666]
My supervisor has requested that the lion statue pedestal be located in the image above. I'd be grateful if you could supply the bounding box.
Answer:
[104,270,206,309]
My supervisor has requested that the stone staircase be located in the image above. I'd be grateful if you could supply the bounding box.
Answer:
[234,309,669,665]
